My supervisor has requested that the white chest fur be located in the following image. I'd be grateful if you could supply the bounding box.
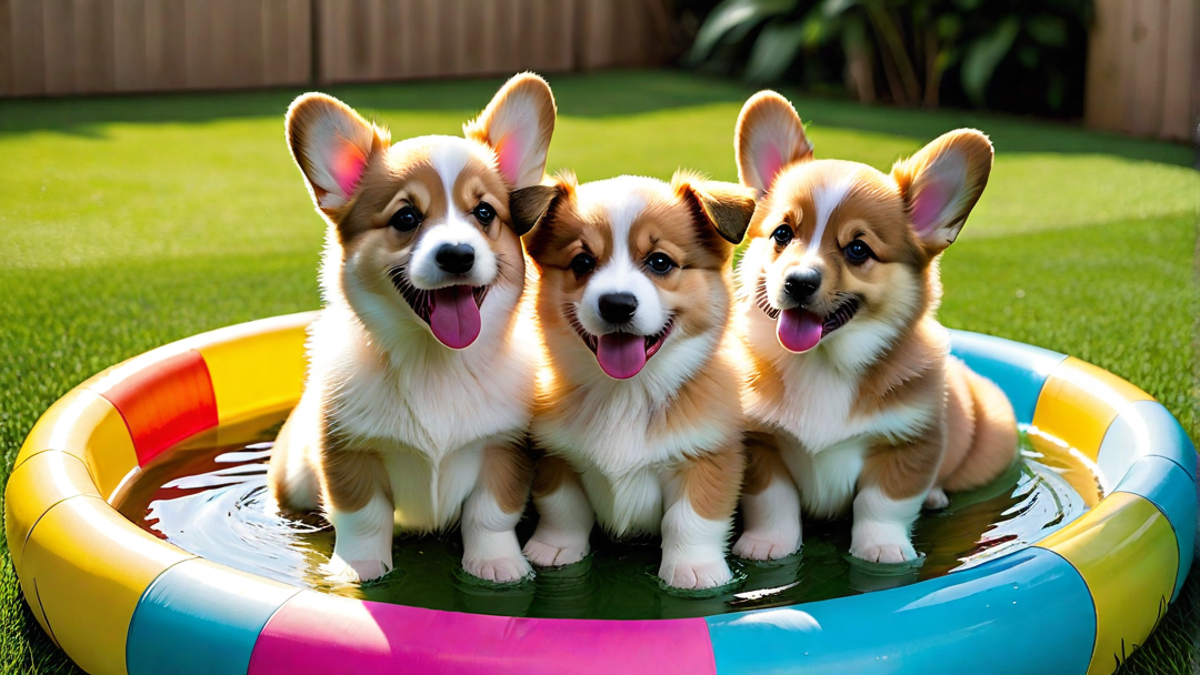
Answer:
[745,332,934,519]
[312,308,534,531]
[534,379,728,537]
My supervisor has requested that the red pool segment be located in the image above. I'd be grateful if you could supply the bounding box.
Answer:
[247,591,718,675]
[98,349,218,466]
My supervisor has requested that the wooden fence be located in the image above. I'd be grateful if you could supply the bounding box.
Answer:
[0,0,675,97]
[1084,0,1198,142]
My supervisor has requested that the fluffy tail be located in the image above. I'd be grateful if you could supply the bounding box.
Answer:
[940,359,1020,493]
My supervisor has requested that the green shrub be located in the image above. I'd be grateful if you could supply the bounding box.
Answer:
[686,0,1094,116]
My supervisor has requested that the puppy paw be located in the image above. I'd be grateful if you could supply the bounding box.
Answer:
[464,554,533,584]
[850,540,918,564]
[659,559,733,590]
[323,554,392,583]
[733,531,800,561]
[523,538,589,568]
[923,487,950,510]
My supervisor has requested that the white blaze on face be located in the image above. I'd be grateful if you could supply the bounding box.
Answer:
[575,176,671,380]
[405,139,499,350]
[771,172,858,354]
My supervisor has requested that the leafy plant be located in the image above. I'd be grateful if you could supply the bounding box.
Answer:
[685,0,1094,115]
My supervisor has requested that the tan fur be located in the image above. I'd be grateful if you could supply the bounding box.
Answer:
[531,453,581,498]
[852,317,946,418]
[862,425,946,500]
[484,444,535,514]
[742,432,791,496]
[320,438,393,513]
[681,443,747,520]
[942,365,1020,492]
[658,357,743,439]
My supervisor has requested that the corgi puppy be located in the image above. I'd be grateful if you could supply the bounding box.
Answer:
[513,171,757,589]
[268,74,556,583]
[730,91,1018,564]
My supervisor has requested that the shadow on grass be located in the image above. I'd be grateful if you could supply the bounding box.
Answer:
[1,70,1192,167]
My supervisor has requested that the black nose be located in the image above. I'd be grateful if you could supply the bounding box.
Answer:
[784,269,822,305]
[435,243,475,276]
[598,292,638,324]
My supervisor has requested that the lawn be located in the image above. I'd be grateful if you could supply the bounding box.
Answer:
[1,70,1197,674]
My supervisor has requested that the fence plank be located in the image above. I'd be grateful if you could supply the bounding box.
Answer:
[1128,0,1167,136]
[1084,0,1124,132]
[262,0,288,85]
[10,0,46,95]
[0,0,11,96]
[42,0,76,94]
[1159,0,1196,141]
[578,0,615,70]
[113,0,148,91]
[73,0,115,94]
[235,0,265,86]
[145,0,186,91]
[183,0,213,89]
[286,0,311,85]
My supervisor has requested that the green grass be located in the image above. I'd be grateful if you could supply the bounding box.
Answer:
[1,69,1197,674]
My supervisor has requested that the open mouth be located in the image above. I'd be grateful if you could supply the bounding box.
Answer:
[389,266,489,350]
[566,304,673,380]
[757,275,859,353]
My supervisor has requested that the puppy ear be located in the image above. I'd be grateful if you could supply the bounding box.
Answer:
[510,184,562,236]
[672,171,758,246]
[464,72,557,189]
[735,91,813,196]
[892,129,993,254]
[521,172,577,264]
[286,93,387,215]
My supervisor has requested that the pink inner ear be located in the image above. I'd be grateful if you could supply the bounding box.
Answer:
[756,146,784,192]
[494,130,527,186]
[910,182,950,234]
[331,144,368,198]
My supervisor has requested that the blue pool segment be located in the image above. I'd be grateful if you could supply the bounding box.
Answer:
[126,560,299,675]
[949,330,1067,426]
[706,547,1096,675]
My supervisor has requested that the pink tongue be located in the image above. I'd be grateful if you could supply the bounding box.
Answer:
[777,309,824,353]
[595,333,647,379]
[429,286,481,349]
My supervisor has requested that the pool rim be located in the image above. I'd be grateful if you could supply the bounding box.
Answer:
[4,311,1195,675]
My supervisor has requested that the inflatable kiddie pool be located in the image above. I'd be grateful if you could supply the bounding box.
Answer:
[6,311,1197,675]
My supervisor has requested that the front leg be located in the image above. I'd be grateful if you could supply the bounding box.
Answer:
[733,433,802,561]
[321,448,395,583]
[659,443,746,589]
[850,433,943,564]
[524,454,594,567]
[461,443,534,583]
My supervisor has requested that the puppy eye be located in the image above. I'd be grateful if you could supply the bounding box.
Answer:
[645,252,675,275]
[389,206,422,232]
[844,239,874,264]
[772,225,794,247]
[472,202,496,226]
[569,252,596,278]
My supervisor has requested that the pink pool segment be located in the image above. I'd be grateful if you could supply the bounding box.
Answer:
[247,591,719,675]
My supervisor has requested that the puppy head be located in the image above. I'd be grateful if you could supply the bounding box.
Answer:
[518,172,755,382]
[734,91,992,358]
[286,73,555,350]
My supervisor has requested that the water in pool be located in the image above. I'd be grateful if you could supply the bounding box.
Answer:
[113,411,1099,620]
